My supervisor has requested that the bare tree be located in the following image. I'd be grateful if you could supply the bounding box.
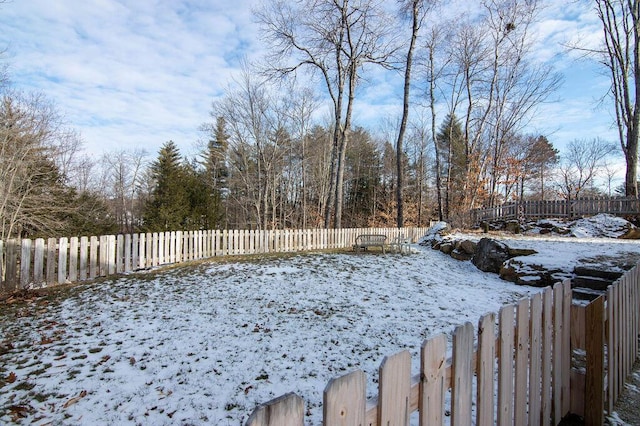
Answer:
[0,90,80,239]
[101,149,148,233]
[395,0,431,227]
[593,0,640,197]
[256,0,396,228]
[555,138,617,200]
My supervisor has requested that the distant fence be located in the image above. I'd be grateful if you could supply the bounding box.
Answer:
[471,196,640,223]
[247,263,640,426]
[0,226,430,292]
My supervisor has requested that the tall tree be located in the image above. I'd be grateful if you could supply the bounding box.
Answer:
[593,0,640,197]
[395,0,429,227]
[143,141,188,231]
[436,113,465,218]
[256,0,395,228]
[555,138,617,201]
[0,91,85,239]
[201,116,229,228]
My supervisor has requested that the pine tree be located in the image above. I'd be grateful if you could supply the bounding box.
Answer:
[200,117,229,228]
[436,114,466,218]
[143,141,188,231]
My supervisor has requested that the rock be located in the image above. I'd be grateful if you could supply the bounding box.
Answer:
[472,238,511,273]
[458,239,477,255]
[573,266,623,282]
[500,259,568,287]
[620,227,640,239]
[439,242,453,254]
[505,220,521,234]
[451,249,473,261]
[507,247,537,257]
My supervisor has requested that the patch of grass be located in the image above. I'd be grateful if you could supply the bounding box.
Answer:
[14,381,36,391]
[29,363,52,377]
[66,370,81,380]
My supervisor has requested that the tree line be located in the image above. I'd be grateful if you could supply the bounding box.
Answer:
[0,0,636,239]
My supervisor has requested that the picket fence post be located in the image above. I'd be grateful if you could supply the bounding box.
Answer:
[20,239,32,289]
[246,393,304,426]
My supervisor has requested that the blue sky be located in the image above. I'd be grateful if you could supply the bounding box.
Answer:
[0,0,623,176]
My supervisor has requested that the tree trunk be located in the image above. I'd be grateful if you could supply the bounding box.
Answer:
[396,0,420,228]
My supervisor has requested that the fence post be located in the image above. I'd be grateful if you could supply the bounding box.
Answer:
[323,370,366,425]
[420,334,447,426]
[378,350,411,425]
[584,296,605,426]
[246,393,304,426]
[0,240,3,289]
[46,238,57,284]
[20,239,32,289]
[5,239,18,291]
[451,322,474,425]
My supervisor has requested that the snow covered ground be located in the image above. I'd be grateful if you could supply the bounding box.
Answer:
[1,228,639,425]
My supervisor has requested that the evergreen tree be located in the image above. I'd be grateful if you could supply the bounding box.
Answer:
[143,141,188,231]
[200,117,229,228]
[436,114,466,218]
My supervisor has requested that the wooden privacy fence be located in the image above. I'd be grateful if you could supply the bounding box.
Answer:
[247,262,640,426]
[471,196,640,223]
[0,226,430,292]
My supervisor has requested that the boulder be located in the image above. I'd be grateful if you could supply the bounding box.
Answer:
[451,249,473,261]
[620,227,640,239]
[439,242,454,255]
[458,239,477,255]
[472,238,511,273]
[505,220,521,234]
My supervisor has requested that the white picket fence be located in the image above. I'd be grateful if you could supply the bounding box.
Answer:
[247,262,640,426]
[247,281,574,426]
[0,226,431,291]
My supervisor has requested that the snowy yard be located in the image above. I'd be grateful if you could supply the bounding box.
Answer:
[1,234,639,425]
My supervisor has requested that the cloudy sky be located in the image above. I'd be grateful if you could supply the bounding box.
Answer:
[0,0,621,168]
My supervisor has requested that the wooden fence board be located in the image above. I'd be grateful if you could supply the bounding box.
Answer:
[246,393,304,426]
[90,236,98,279]
[5,240,18,290]
[585,296,605,426]
[46,238,56,284]
[117,234,124,273]
[420,333,447,426]
[34,238,45,284]
[498,305,515,426]
[378,350,411,426]
[69,237,78,282]
[542,287,553,426]
[606,283,615,412]
[529,292,543,426]
[477,312,495,426]
[124,234,131,273]
[562,280,572,416]
[58,237,68,283]
[20,239,31,289]
[553,282,563,423]
[107,235,116,275]
[451,322,474,426]
[515,298,530,426]
[79,237,88,281]
[323,370,366,425]
[99,235,108,276]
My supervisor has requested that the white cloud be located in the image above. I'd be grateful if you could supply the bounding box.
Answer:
[0,0,623,162]
[0,0,261,157]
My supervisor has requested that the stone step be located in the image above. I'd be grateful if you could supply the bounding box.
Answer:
[572,287,605,302]
[572,275,613,291]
